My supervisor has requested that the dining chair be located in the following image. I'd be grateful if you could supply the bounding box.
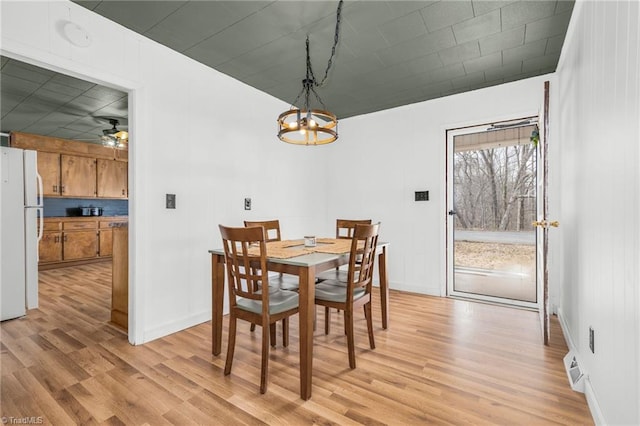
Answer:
[219,224,299,394]
[317,219,372,283]
[314,222,379,369]
[244,220,299,291]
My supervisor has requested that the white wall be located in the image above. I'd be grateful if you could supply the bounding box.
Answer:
[1,1,328,343]
[324,76,550,296]
[554,1,640,424]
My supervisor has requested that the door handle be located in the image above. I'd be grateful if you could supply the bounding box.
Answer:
[448,210,457,216]
[532,220,559,228]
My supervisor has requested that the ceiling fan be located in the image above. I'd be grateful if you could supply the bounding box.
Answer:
[101,118,128,149]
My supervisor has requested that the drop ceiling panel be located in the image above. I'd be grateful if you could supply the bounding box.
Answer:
[2,1,575,140]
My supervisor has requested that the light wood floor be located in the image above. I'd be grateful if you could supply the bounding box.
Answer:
[1,262,592,425]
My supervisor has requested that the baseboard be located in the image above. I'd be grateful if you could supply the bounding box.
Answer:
[142,311,211,343]
[557,308,605,425]
[584,377,606,425]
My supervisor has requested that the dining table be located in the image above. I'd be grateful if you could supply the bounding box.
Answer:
[209,238,389,400]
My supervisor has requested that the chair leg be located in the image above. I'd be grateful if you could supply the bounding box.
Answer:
[364,302,375,349]
[345,308,356,369]
[260,321,270,394]
[269,323,276,348]
[282,318,289,347]
[224,315,237,376]
[324,306,331,335]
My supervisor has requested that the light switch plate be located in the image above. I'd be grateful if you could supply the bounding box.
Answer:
[166,194,176,209]
[244,198,251,210]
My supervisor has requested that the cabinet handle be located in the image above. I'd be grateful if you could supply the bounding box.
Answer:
[63,235,67,242]
[122,189,125,195]
[53,184,57,192]
[61,185,65,194]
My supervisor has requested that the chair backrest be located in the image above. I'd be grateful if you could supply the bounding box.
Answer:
[244,220,282,242]
[346,222,380,294]
[336,219,372,239]
[219,225,270,311]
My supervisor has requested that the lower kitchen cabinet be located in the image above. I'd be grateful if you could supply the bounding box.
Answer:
[39,216,127,269]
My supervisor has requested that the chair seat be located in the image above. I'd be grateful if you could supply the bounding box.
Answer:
[270,274,300,291]
[238,290,299,315]
[314,282,365,303]
[316,270,362,285]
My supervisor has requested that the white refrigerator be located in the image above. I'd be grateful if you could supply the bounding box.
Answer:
[1,146,43,321]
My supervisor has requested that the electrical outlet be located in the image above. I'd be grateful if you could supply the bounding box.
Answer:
[589,327,595,353]
[244,198,251,210]
[166,194,176,209]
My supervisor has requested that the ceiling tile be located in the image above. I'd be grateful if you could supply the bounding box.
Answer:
[471,0,514,16]
[555,0,575,14]
[501,1,557,30]
[31,88,77,106]
[452,71,486,90]
[524,10,572,43]
[1,60,54,84]
[479,26,525,55]
[484,61,523,82]
[341,25,390,58]
[420,1,474,32]
[545,34,566,55]
[41,81,85,98]
[376,27,456,66]
[143,2,260,52]
[378,11,427,46]
[405,52,445,75]
[453,9,501,44]
[50,74,95,91]
[83,85,127,102]
[1,74,41,96]
[502,39,548,63]
[93,1,187,34]
[463,51,503,74]
[522,52,561,73]
[438,41,480,66]
[342,2,394,32]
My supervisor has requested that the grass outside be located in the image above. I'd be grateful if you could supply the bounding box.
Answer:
[455,241,535,270]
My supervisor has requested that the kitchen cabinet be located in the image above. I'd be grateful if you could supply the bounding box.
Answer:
[97,159,127,198]
[10,132,128,200]
[39,220,63,263]
[61,155,96,197]
[39,217,127,269]
[38,151,62,196]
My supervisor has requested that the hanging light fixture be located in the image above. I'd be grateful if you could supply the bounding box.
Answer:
[101,119,128,149]
[277,0,343,145]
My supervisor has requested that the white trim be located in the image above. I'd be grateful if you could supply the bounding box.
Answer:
[142,311,212,343]
[555,0,584,72]
[0,45,142,345]
[585,378,606,426]
[558,308,601,425]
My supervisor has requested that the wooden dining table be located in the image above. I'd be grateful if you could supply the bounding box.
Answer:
[209,238,389,400]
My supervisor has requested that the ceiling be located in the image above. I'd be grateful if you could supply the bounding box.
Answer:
[1,0,574,143]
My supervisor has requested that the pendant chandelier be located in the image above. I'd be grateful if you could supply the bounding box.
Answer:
[277,0,343,146]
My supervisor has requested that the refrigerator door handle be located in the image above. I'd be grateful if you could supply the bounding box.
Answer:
[37,207,44,244]
[36,171,44,207]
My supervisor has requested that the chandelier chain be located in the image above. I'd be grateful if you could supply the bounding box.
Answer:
[307,0,343,88]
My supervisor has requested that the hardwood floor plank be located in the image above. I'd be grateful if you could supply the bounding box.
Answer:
[0,262,593,425]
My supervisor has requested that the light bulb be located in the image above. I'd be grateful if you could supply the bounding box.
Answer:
[289,121,298,129]
[309,119,316,128]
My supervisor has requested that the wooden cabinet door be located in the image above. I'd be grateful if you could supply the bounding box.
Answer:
[63,231,98,260]
[38,152,61,196]
[61,155,96,197]
[99,229,113,257]
[39,232,62,262]
[97,159,127,198]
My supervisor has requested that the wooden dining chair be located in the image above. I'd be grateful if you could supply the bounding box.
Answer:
[314,222,379,369]
[317,219,372,283]
[219,224,299,394]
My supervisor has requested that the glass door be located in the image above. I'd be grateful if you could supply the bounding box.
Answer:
[447,120,539,308]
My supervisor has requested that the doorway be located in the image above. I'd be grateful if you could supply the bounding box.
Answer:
[446,119,539,309]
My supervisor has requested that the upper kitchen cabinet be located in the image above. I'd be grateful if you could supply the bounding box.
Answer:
[61,154,97,197]
[10,132,128,199]
[38,151,62,196]
[97,159,127,198]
